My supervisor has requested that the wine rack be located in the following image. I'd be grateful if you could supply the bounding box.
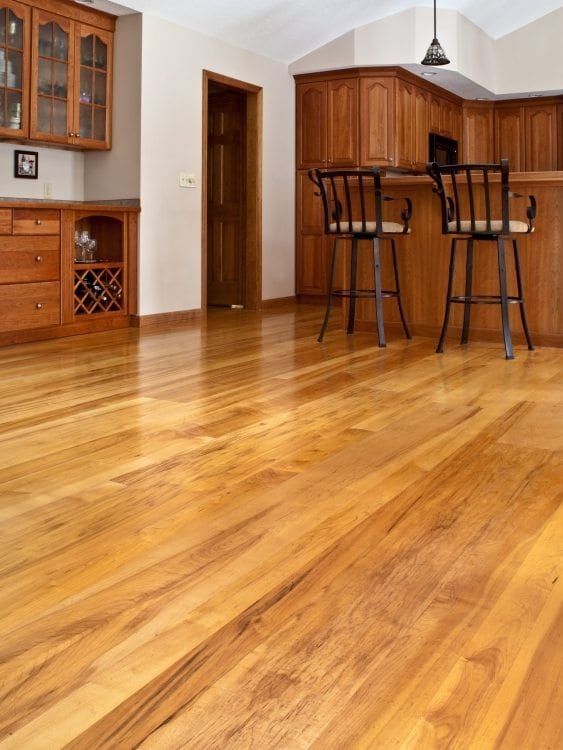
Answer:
[74,266,124,315]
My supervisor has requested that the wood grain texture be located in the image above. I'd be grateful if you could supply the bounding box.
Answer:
[0,303,561,748]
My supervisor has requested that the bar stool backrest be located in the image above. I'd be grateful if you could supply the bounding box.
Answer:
[428,159,514,235]
[309,167,387,235]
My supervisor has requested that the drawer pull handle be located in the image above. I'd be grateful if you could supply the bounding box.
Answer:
[36,255,43,263]
[36,220,43,226]
[36,303,44,310]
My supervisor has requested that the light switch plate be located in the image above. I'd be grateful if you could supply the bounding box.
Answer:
[179,173,197,188]
[43,183,53,198]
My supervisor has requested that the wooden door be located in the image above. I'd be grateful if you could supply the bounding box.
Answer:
[30,9,74,144]
[296,80,327,169]
[396,79,414,170]
[463,105,494,162]
[0,1,30,139]
[73,24,112,149]
[359,77,394,167]
[524,104,557,171]
[207,90,246,307]
[296,172,326,297]
[429,94,441,133]
[495,107,525,171]
[413,87,429,171]
[327,78,358,166]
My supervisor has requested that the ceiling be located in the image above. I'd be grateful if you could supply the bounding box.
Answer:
[79,0,561,63]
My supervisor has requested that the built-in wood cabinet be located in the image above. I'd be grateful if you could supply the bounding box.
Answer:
[396,78,415,169]
[359,77,394,166]
[463,104,494,163]
[296,171,327,297]
[559,104,563,171]
[0,0,114,150]
[413,87,429,171]
[524,104,557,172]
[495,106,525,171]
[296,77,358,169]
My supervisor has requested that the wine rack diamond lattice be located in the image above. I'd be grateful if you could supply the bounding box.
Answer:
[74,267,124,316]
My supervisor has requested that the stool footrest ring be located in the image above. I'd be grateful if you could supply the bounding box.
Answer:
[332,289,399,299]
[449,294,523,305]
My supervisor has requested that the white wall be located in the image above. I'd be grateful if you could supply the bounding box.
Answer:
[0,144,84,200]
[139,14,295,316]
[84,14,142,200]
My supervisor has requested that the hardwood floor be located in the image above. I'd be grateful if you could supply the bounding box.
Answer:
[0,304,561,749]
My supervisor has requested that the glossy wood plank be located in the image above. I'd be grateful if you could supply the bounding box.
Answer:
[0,304,561,748]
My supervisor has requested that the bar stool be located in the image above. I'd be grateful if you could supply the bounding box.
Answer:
[309,168,413,347]
[427,159,536,360]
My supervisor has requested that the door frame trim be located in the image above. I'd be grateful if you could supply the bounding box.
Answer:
[202,70,263,311]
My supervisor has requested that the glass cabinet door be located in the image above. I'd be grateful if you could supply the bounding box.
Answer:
[74,25,111,149]
[0,1,30,138]
[30,10,73,143]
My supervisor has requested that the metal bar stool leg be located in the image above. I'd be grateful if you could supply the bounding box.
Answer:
[318,237,339,343]
[513,239,535,351]
[391,239,412,340]
[497,237,515,360]
[460,238,474,345]
[347,237,358,335]
[437,238,458,354]
[373,237,386,348]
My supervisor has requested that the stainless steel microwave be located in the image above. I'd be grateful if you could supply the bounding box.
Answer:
[429,133,458,165]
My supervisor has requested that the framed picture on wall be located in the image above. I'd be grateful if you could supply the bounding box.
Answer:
[14,150,39,180]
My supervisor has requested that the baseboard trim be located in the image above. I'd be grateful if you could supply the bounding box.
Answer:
[132,309,202,328]
[261,296,297,309]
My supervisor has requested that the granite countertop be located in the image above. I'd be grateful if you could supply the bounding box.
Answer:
[0,197,141,210]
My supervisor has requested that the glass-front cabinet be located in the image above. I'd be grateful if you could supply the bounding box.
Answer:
[30,10,73,144]
[74,25,111,149]
[0,0,30,139]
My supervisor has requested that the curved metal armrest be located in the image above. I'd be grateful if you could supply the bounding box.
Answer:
[446,196,455,223]
[308,169,322,196]
[382,195,413,232]
[509,191,537,232]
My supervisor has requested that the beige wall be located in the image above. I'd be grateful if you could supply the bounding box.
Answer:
[139,14,295,316]
[0,145,84,200]
[84,14,142,200]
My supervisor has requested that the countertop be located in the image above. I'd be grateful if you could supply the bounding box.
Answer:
[0,198,141,211]
[381,171,563,186]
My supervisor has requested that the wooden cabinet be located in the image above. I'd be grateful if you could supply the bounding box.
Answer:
[0,0,31,139]
[559,104,563,171]
[296,171,327,297]
[413,87,429,171]
[396,78,415,169]
[360,77,394,166]
[0,0,114,150]
[495,106,525,171]
[525,104,557,172]
[463,105,494,163]
[440,99,455,137]
[296,78,358,169]
[0,202,139,345]
[429,94,441,134]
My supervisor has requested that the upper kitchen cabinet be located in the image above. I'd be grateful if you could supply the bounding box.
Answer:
[30,9,74,144]
[0,0,30,139]
[524,103,557,172]
[360,77,394,167]
[74,25,112,149]
[462,104,494,163]
[558,104,563,171]
[296,77,358,168]
[495,106,525,171]
[413,87,429,171]
[395,78,415,170]
[0,0,115,150]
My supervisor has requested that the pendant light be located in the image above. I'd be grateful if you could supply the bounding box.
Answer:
[421,0,450,66]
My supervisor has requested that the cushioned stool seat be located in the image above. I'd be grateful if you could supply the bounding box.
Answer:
[447,220,533,234]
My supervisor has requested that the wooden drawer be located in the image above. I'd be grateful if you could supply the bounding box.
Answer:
[0,209,12,235]
[0,237,59,283]
[0,282,60,332]
[12,209,60,236]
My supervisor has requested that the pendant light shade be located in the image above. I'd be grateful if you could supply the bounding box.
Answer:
[421,1,450,66]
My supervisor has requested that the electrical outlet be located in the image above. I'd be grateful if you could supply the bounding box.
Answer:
[43,183,53,199]
[179,173,197,188]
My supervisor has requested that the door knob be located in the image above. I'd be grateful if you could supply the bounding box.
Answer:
[36,303,44,310]
[35,255,43,262]
[36,220,43,225]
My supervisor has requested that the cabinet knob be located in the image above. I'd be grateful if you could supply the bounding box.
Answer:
[69,132,75,137]
[76,133,81,139]
[36,303,44,310]
[36,220,43,225]
[35,255,43,263]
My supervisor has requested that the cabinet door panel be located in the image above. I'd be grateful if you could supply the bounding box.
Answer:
[525,104,557,172]
[463,106,494,163]
[296,81,327,169]
[73,24,112,149]
[429,94,441,134]
[360,77,394,166]
[327,78,358,166]
[296,172,327,296]
[30,9,74,144]
[440,99,455,137]
[558,104,563,171]
[396,79,414,169]
[413,87,429,171]
[495,107,525,172]
[0,0,30,139]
